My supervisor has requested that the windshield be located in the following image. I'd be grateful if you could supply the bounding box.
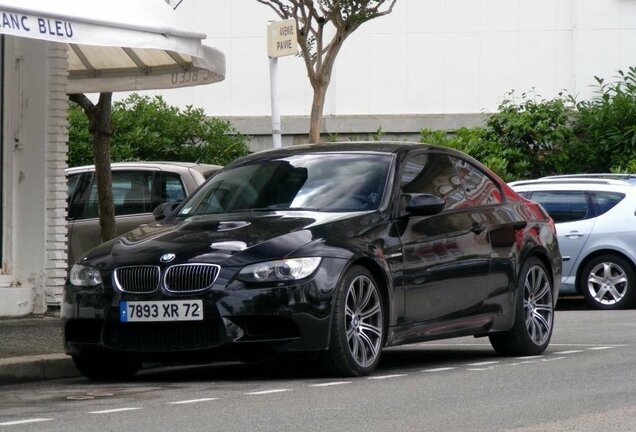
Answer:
[178,153,392,215]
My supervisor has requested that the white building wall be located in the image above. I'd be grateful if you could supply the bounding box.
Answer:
[140,0,636,121]
[1,38,68,316]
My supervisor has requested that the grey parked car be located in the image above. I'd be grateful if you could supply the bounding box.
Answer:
[511,176,636,309]
[66,162,221,265]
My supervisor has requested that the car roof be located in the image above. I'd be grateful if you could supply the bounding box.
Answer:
[229,141,479,163]
[65,161,222,176]
[509,177,636,191]
[540,173,636,184]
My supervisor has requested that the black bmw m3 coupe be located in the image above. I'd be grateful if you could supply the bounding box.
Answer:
[63,142,561,379]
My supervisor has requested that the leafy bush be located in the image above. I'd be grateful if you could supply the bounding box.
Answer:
[68,94,249,167]
[572,67,636,172]
[483,91,574,179]
[421,70,636,181]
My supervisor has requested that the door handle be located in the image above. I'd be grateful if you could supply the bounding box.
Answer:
[565,231,583,239]
[471,223,486,235]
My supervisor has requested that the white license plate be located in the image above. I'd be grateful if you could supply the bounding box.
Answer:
[120,300,203,323]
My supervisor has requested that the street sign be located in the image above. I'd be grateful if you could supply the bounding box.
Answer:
[267,19,298,58]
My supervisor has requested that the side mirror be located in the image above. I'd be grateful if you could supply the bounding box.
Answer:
[153,201,180,220]
[404,193,445,216]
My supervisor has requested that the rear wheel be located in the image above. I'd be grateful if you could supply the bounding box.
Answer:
[73,348,141,381]
[323,266,385,377]
[580,254,636,310]
[490,257,554,356]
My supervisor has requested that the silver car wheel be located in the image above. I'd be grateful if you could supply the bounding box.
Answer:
[524,265,553,346]
[587,262,628,306]
[345,275,383,368]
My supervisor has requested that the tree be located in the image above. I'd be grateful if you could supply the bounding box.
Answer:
[69,92,117,242]
[257,0,396,143]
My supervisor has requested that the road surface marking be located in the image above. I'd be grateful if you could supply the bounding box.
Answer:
[553,350,584,355]
[367,374,407,380]
[423,367,457,373]
[310,381,351,387]
[541,356,566,362]
[588,346,614,350]
[245,389,292,395]
[89,408,142,414]
[467,361,499,366]
[0,419,53,426]
[169,398,219,404]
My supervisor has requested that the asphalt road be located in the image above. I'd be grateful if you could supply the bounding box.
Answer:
[2,299,636,432]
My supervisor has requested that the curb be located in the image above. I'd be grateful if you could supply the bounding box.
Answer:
[0,354,79,385]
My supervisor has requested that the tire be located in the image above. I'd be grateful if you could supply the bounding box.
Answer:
[490,257,554,356]
[580,254,636,310]
[73,348,141,381]
[322,266,385,377]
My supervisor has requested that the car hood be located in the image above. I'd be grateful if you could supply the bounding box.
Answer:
[82,211,365,269]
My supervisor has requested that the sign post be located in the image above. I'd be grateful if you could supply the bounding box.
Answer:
[267,19,298,148]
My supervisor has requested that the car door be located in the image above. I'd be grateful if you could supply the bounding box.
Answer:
[399,152,493,324]
[68,169,156,264]
[526,190,595,282]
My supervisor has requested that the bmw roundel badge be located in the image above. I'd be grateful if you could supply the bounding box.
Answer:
[160,253,176,263]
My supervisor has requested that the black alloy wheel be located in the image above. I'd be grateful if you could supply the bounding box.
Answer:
[323,266,385,376]
[490,257,554,356]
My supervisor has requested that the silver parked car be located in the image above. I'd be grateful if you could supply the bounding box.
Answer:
[510,176,636,309]
[66,162,221,265]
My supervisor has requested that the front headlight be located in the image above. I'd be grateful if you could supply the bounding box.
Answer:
[69,264,103,287]
[238,257,322,283]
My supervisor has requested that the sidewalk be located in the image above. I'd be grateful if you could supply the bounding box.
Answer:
[0,313,79,384]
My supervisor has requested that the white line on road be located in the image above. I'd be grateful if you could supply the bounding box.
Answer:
[588,346,614,350]
[467,367,496,371]
[367,374,407,380]
[245,389,292,395]
[553,350,584,355]
[310,381,351,387]
[169,398,219,404]
[467,361,499,366]
[541,356,566,362]
[89,408,142,414]
[550,343,626,347]
[514,355,543,360]
[423,367,457,373]
[0,419,53,426]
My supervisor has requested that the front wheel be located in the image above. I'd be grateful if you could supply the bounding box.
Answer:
[490,257,554,356]
[73,348,141,381]
[580,254,636,310]
[322,266,385,377]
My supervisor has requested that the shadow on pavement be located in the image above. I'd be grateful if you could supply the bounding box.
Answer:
[555,296,591,311]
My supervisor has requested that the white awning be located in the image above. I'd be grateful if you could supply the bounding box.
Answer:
[0,0,225,93]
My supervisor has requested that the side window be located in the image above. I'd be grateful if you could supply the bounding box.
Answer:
[84,171,154,218]
[590,191,625,216]
[67,174,80,198]
[451,157,502,205]
[67,173,86,220]
[401,153,466,209]
[159,173,187,203]
[529,190,590,223]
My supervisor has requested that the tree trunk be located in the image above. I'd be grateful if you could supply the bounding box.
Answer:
[92,93,116,242]
[309,83,328,143]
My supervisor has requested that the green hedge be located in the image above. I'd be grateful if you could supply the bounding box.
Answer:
[420,68,636,182]
[68,94,249,167]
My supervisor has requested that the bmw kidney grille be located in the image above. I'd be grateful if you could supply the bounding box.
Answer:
[114,264,220,294]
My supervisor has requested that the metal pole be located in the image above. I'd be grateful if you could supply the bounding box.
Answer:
[269,56,282,148]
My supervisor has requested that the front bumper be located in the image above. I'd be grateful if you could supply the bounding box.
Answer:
[63,258,348,360]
